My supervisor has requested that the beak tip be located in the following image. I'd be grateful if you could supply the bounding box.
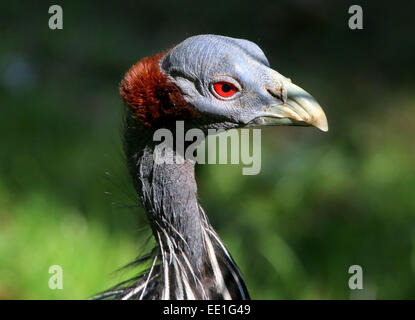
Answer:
[318,124,329,132]
[312,117,329,132]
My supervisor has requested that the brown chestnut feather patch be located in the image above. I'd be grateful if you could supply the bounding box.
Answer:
[120,52,199,127]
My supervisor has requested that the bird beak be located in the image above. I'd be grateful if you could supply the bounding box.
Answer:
[250,80,329,132]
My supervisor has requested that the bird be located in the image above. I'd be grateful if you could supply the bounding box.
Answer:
[96,34,328,300]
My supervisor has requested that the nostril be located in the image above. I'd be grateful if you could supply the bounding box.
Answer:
[267,88,279,98]
[266,86,286,102]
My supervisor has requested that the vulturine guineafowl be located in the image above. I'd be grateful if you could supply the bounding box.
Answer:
[96,35,328,300]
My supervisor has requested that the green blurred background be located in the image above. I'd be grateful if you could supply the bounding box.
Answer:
[1,1,414,299]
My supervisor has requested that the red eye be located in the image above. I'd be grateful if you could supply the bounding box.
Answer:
[213,82,237,98]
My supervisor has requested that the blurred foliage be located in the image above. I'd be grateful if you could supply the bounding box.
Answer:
[0,1,414,299]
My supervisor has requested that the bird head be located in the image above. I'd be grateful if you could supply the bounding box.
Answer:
[121,34,328,132]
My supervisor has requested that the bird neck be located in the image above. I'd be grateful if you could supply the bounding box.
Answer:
[123,122,249,299]
[124,119,211,264]
[139,141,206,269]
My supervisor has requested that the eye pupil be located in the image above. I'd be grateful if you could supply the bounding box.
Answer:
[221,83,232,92]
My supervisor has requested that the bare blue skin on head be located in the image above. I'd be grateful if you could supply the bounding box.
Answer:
[161,34,328,131]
